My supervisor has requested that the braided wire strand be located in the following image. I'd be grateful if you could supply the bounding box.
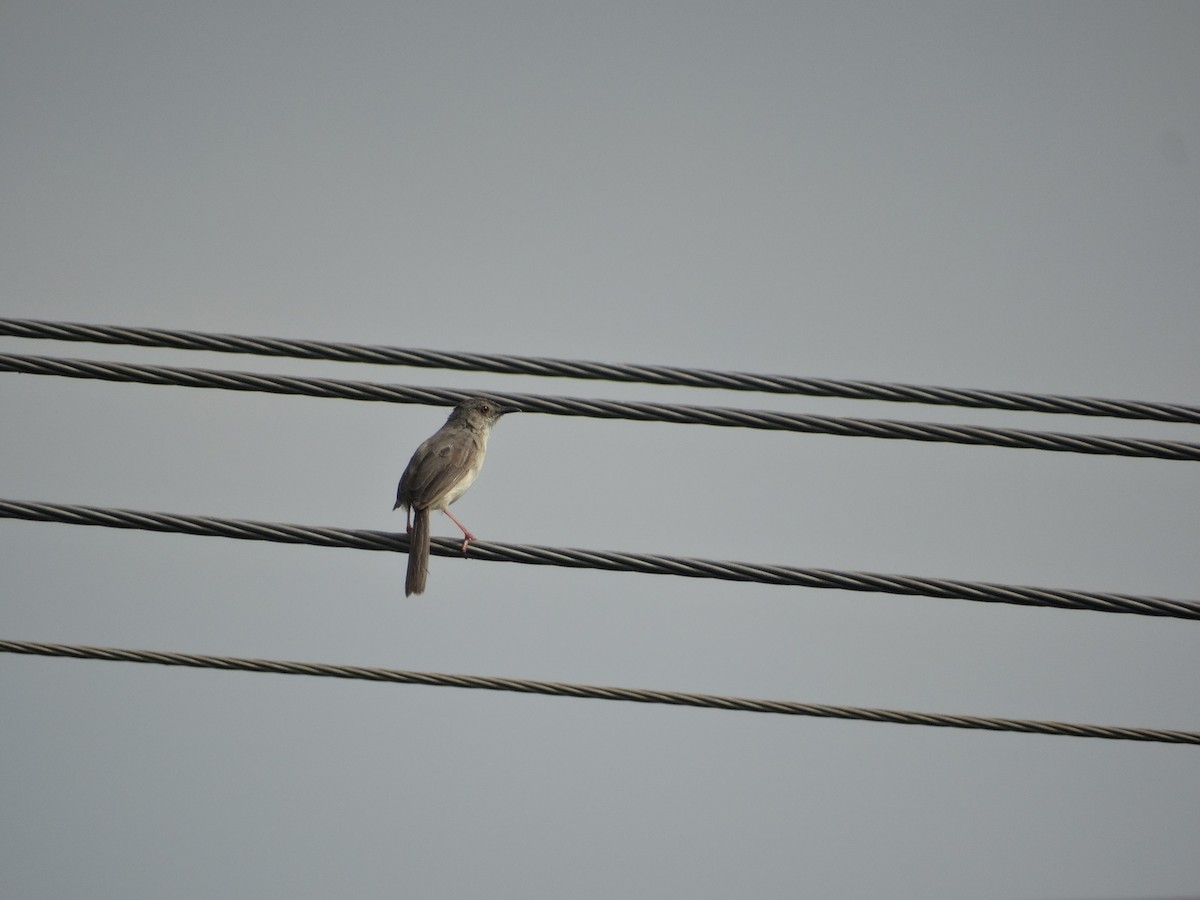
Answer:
[3,499,1198,620]
[1,639,1196,744]
[2,316,1197,424]
[2,353,1199,462]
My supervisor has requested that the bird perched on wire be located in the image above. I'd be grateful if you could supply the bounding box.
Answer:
[394,397,518,596]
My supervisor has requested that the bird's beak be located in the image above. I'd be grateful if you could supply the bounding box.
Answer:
[500,405,520,416]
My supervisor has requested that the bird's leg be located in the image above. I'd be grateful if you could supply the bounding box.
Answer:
[405,506,413,534]
[441,508,477,555]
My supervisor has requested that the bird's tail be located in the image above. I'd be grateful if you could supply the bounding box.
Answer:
[406,507,431,596]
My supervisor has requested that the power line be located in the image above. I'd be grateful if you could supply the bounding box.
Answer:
[3,498,1198,620]
[3,353,1199,462]
[2,316,1197,424]
[2,639,1195,744]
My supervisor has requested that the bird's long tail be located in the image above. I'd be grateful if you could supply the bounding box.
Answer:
[406,507,431,596]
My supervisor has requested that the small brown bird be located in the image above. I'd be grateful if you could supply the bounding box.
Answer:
[394,397,516,596]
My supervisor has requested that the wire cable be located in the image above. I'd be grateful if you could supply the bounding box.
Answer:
[3,499,1198,620]
[3,353,1198,462]
[1,639,1195,744]
[2,316,1196,424]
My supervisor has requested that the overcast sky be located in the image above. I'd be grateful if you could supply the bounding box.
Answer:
[3,2,1199,898]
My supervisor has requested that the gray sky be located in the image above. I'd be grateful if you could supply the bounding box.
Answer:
[3,2,1199,897]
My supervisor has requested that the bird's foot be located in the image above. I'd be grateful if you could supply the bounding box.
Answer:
[459,531,477,556]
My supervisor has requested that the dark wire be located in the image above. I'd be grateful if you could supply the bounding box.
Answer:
[1,316,1196,423]
[2,353,1198,461]
[2,639,1195,744]
[3,498,1198,620]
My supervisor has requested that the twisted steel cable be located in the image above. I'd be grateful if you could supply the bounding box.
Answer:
[3,499,1198,620]
[2,316,1197,424]
[2,353,1198,462]
[2,639,1195,744]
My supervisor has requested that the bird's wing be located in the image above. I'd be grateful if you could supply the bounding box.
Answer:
[397,432,479,509]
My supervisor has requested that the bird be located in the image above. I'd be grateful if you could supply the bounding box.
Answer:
[394,397,517,596]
